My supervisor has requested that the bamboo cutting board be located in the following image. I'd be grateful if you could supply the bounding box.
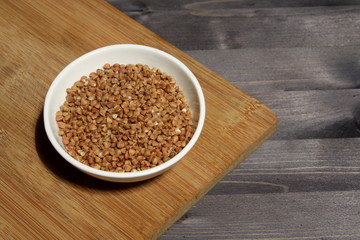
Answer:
[0,0,277,239]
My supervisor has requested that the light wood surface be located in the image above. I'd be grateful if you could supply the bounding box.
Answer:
[107,0,360,239]
[0,0,276,239]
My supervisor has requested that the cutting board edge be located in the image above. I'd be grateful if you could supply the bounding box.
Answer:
[151,115,278,239]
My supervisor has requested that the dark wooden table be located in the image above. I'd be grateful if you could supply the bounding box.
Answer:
[107,0,360,239]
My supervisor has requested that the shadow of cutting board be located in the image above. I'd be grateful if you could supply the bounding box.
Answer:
[0,0,277,239]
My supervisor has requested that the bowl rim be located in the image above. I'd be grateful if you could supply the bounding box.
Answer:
[44,44,205,180]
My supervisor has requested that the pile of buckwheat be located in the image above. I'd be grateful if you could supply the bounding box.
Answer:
[56,63,195,172]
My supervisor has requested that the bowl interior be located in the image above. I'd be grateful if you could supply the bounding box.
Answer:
[44,44,204,180]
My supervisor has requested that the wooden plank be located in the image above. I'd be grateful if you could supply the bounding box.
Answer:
[185,48,360,139]
[0,0,276,239]
[160,191,360,239]
[186,47,360,92]
[108,1,360,50]
[256,89,360,139]
[186,48,360,139]
[187,47,360,139]
[108,0,360,11]
[210,138,360,194]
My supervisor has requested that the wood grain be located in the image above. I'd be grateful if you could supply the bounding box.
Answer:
[186,48,360,139]
[161,191,360,239]
[0,0,276,239]
[186,47,360,91]
[110,0,360,50]
[252,89,360,139]
[212,138,360,194]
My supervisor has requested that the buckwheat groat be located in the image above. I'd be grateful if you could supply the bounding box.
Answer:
[56,63,194,172]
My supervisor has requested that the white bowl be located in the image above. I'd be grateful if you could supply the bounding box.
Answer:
[44,44,205,182]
